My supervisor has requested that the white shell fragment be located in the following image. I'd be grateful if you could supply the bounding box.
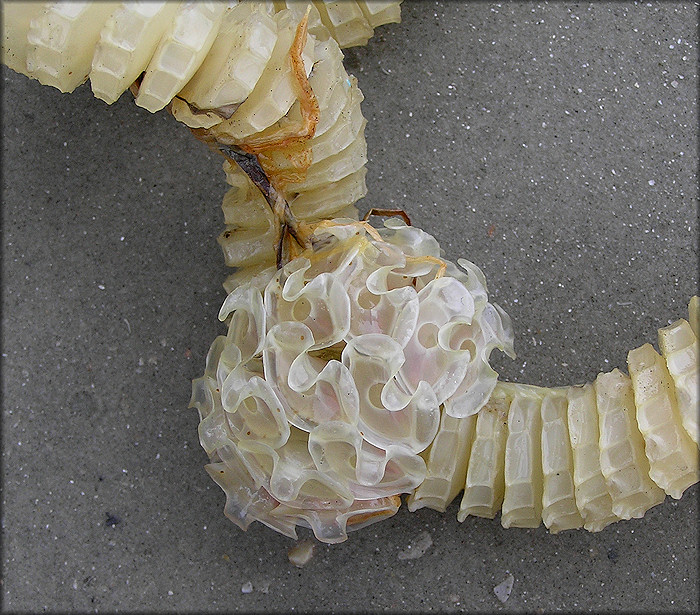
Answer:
[397,530,433,561]
[493,574,514,603]
[288,540,316,567]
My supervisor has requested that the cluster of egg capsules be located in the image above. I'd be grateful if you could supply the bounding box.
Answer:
[194,212,699,543]
[190,218,515,543]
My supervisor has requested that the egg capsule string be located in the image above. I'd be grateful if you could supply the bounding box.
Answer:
[3,2,697,544]
[215,142,308,269]
[191,7,320,269]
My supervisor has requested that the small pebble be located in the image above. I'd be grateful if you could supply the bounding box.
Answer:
[241,581,253,594]
[288,540,315,568]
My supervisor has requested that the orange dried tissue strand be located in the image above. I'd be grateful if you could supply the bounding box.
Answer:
[363,208,412,226]
[238,8,320,155]
[405,255,447,279]
[312,219,383,242]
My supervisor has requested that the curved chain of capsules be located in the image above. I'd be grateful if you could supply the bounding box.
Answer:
[409,296,699,533]
[209,7,374,289]
[196,250,699,543]
[2,2,391,276]
[189,219,516,543]
[2,1,402,99]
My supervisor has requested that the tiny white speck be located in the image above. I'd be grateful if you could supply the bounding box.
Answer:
[168,590,173,596]
[648,180,656,186]
[97,284,105,290]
